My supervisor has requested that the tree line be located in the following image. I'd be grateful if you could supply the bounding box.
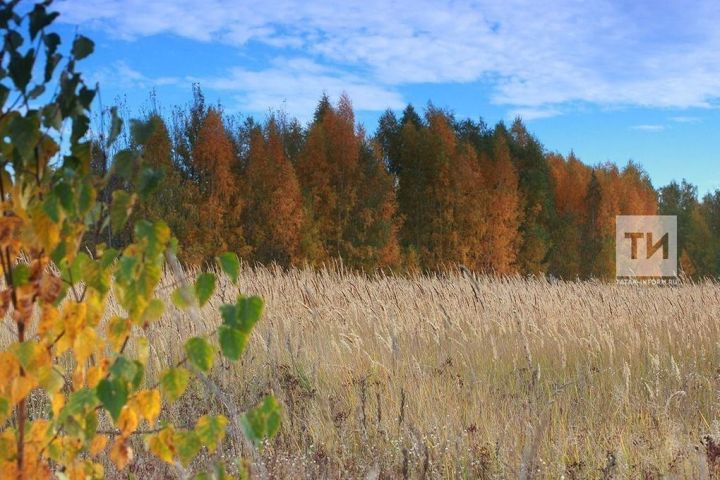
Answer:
[92,86,720,279]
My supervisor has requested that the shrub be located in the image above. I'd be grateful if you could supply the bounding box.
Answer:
[0,2,279,478]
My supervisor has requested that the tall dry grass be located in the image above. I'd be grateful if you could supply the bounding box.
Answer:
[4,266,720,478]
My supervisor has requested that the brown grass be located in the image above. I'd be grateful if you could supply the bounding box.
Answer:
[5,266,720,478]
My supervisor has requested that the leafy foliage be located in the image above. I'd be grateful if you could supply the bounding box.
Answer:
[0,2,280,477]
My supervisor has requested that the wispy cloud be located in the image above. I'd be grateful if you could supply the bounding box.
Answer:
[670,116,702,124]
[192,58,405,119]
[630,124,666,132]
[56,0,720,116]
[89,60,179,90]
[507,107,563,121]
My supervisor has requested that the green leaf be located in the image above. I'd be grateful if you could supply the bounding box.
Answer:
[194,415,228,453]
[171,285,193,309]
[43,32,61,53]
[185,337,214,372]
[195,273,216,307]
[9,114,41,160]
[11,263,29,286]
[141,298,165,324]
[58,388,98,424]
[42,192,60,222]
[71,35,94,60]
[240,396,281,448]
[160,367,190,403]
[29,4,59,40]
[61,252,91,286]
[138,166,163,200]
[9,49,34,92]
[112,149,136,180]
[96,378,128,421]
[107,106,123,147]
[110,190,135,232]
[44,52,61,83]
[221,296,263,332]
[0,397,9,424]
[218,325,248,361]
[130,118,157,146]
[109,356,139,384]
[216,252,240,283]
[54,182,74,213]
[237,296,264,332]
[78,182,94,214]
[174,430,202,466]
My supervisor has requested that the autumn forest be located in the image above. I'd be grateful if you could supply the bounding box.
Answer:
[97,86,719,279]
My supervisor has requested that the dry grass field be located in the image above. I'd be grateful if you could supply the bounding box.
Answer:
[5,266,720,479]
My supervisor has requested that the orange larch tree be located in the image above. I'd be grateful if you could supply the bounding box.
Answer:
[481,130,522,274]
[189,108,246,262]
[244,118,305,266]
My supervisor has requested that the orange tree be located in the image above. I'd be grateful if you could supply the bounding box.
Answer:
[0,1,279,478]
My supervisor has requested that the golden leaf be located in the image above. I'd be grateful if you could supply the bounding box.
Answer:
[73,327,100,364]
[27,419,51,445]
[89,435,108,456]
[146,427,175,464]
[0,215,22,247]
[0,351,20,390]
[51,391,65,417]
[38,273,63,304]
[38,304,61,338]
[86,359,109,389]
[117,405,139,437]
[72,365,85,391]
[133,389,161,424]
[0,429,17,460]
[109,437,133,470]
[106,316,130,352]
[10,375,37,405]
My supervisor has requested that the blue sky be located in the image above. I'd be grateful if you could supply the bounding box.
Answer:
[54,0,720,194]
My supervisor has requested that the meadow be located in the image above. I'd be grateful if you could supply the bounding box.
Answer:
[4,266,720,478]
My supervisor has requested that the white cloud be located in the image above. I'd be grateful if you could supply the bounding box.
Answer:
[507,107,564,121]
[670,116,701,124]
[56,0,720,116]
[89,60,179,90]
[630,124,666,132]
[192,58,405,120]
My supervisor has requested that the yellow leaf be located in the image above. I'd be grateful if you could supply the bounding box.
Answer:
[73,327,101,364]
[109,437,133,470]
[64,302,88,337]
[10,375,37,405]
[107,316,130,352]
[0,351,20,391]
[31,204,61,252]
[117,405,138,437]
[147,427,175,464]
[89,435,108,456]
[136,337,150,364]
[0,429,17,460]
[72,365,85,391]
[133,389,161,424]
[38,304,61,338]
[0,461,18,479]
[38,365,64,399]
[27,419,51,446]
[85,292,104,327]
[51,391,65,417]
[86,359,108,389]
